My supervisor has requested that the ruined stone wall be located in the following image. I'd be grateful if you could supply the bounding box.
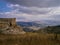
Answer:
[0,18,16,27]
[0,18,25,34]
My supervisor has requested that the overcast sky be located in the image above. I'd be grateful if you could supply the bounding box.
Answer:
[0,0,60,22]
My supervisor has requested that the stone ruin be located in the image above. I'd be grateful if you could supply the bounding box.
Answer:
[0,18,25,34]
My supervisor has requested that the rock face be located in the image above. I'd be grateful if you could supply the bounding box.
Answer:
[0,18,25,34]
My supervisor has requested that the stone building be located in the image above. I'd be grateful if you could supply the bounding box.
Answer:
[0,18,25,34]
[0,18,16,27]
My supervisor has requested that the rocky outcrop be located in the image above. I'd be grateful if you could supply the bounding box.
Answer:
[0,25,25,34]
[0,18,25,34]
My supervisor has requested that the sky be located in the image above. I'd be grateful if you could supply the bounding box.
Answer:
[0,0,60,22]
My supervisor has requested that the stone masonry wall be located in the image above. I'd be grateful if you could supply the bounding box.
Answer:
[0,18,16,27]
[0,18,25,34]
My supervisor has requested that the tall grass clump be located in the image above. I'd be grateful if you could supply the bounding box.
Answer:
[0,33,60,45]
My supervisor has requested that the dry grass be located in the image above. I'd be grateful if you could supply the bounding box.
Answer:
[0,33,60,45]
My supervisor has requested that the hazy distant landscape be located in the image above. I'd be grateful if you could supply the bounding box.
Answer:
[17,20,60,32]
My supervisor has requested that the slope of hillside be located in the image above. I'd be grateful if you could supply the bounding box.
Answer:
[37,25,60,34]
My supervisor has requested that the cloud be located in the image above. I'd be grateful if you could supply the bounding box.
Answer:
[1,0,60,22]
[0,8,60,22]
[5,0,60,7]
[7,4,51,15]
[1,3,60,21]
[0,8,51,21]
[5,0,60,15]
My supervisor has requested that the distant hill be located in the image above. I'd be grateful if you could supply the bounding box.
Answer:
[37,25,60,34]
[17,20,60,27]
[17,20,60,32]
[16,22,47,32]
[17,22,40,27]
[17,22,47,28]
[33,20,60,26]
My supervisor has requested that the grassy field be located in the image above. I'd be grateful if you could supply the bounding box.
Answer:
[0,33,60,45]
